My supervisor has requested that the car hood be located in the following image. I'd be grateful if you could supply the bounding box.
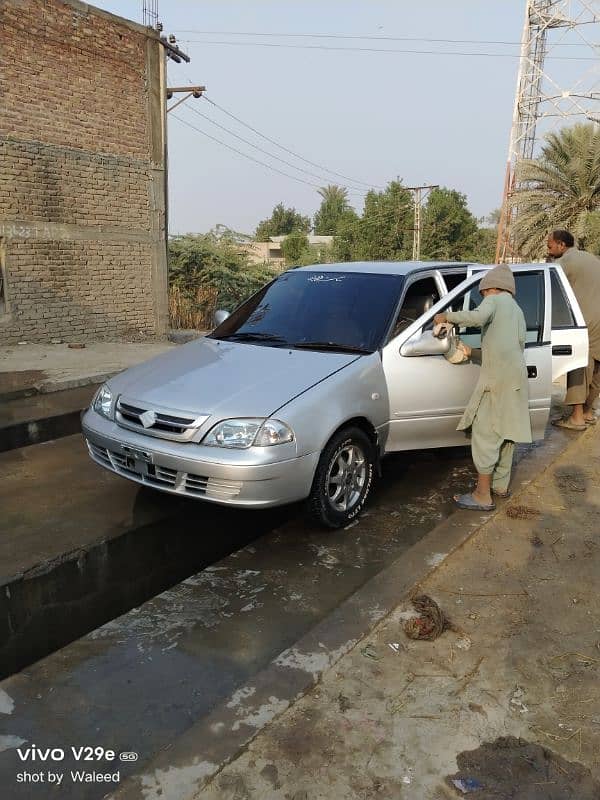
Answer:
[108,337,360,419]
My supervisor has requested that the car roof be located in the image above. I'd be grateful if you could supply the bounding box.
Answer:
[290,261,545,277]
[291,261,474,277]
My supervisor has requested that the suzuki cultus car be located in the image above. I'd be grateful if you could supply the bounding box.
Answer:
[82,261,587,527]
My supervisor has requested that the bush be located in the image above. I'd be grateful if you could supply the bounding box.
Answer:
[168,234,278,329]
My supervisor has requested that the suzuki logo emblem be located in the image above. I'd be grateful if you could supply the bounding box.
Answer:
[139,410,157,428]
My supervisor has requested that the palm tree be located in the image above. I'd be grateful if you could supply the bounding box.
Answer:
[313,185,352,235]
[511,123,600,258]
[317,184,349,203]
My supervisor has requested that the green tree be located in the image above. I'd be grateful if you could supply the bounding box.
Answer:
[344,181,414,261]
[281,232,333,267]
[420,188,479,261]
[486,208,502,227]
[313,185,357,235]
[511,123,600,258]
[582,210,600,255]
[168,234,277,328]
[331,213,360,262]
[255,203,311,241]
[468,227,497,264]
[281,231,310,266]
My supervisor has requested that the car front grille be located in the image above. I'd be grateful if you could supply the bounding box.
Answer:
[115,397,209,442]
[87,441,243,500]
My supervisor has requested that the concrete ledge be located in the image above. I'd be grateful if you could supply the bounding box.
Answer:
[0,385,98,452]
[0,341,176,400]
[110,425,581,800]
[0,435,191,678]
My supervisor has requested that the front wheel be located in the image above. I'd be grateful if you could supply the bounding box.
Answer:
[307,426,375,529]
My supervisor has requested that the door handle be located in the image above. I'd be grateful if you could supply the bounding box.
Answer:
[552,345,572,356]
[527,366,537,379]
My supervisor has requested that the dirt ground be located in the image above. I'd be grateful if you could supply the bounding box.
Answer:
[195,423,600,800]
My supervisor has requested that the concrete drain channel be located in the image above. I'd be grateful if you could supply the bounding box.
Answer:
[1,513,283,681]
[1,435,292,681]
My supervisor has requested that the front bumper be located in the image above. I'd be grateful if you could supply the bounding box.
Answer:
[82,409,319,508]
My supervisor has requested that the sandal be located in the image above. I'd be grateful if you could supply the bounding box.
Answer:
[585,416,597,425]
[492,488,511,499]
[551,416,586,431]
[454,493,496,512]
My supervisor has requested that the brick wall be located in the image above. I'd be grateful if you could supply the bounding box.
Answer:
[0,0,168,344]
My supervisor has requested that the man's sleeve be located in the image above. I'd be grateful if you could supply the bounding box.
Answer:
[560,256,575,283]
[446,295,495,329]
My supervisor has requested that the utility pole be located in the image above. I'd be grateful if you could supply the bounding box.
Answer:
[142,1,204,331]
[166,86,206,112]
[496,0,600,263]
[406,184,438,261]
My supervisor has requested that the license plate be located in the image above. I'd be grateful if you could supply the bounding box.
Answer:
[122,446,153,463]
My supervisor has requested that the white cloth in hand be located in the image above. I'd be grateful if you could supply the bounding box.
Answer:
[445,339,470,364]
[433,322,454,339]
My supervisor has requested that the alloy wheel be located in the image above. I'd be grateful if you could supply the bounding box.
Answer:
[326,444,367,513]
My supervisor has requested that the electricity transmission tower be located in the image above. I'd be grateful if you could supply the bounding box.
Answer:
[496,0,600,263]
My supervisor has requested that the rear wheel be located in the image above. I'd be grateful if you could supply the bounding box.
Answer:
[307,426,375,529]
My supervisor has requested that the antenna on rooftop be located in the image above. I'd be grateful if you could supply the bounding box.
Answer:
[142,0,159,29]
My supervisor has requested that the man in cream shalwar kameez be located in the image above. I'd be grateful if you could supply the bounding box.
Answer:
[434,264,532,511]
[547,230,600,430]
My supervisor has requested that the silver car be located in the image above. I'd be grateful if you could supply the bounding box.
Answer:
[82,261,587,528]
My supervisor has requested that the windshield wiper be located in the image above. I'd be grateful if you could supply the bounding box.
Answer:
[292,340,371,354]
[220,332,289,344]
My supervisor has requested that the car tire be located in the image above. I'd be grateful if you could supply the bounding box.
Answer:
[307,426,375,529]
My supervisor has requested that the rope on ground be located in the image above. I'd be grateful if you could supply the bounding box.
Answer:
[403,594,455,641]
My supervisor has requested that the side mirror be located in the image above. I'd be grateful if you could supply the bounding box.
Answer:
[400,329,452,357]
[213,309,230,327]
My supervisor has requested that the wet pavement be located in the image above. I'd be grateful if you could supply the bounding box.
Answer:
[0,412,569,799]
[0,438,484,800]
[188,423,600,800]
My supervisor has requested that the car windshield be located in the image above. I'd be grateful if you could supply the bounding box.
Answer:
[211,271,405,353]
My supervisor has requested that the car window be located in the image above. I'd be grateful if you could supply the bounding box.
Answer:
[422,270,545,349]
[550,268,576,327]
[514,271,545,344]
[388,276,440,340]
[211,271,405,353]
[441,272,468,291]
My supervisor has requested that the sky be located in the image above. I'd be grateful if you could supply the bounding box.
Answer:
[87,1,548,235]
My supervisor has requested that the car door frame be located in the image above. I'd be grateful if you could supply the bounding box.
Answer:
[383,268,447,344]
[548,262,589,381]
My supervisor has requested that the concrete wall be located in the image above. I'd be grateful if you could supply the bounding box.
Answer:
[238,241,286,268]
[0,0,168,343]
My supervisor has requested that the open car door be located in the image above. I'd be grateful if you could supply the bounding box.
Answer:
[382,265,553,452]
[548,264,589,382]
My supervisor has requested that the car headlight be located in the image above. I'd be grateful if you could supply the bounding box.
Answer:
[203,418,294,449]
[255,419,295,447]
[93,384,114,420]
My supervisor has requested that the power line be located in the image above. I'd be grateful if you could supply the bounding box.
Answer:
[184,103,369,194]
[174,29,595,47]
[202,94,383,190]
[178,39,597,61]
[171,111,356,193]
[168,117,424,237]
